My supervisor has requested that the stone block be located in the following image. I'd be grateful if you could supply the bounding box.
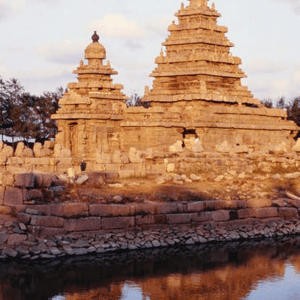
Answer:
[7,234,27,245]
[0,233,8,244]
[2,172,14,186]
[27,225,67,237]
[4,187,23,206]
[129,147,143,163]
[50,203,89,218]
[285,198,300,208]
[237,208,256,219]
[8,157,25,165]
[187,202,205,212]
[1,144,13,158]
[75,175,89,185]
[135,215,155,226]
[64,217,102,231]
[14,173,35,188]
[154,214,166,224]
[166,163,176,173]
[17,212,31,224]
[56,158,72,166]
[44,140,55,149]
[0,187,4,205]
[0,205,12,215]
[166,213,192,224]
[26,205,50,215]
[211,210,230,222]
[24,189,43,200]
[155,203,180,214]
[31,157,51,166]
[118,170,135,179]
[255,207,278,219]
[30,215,64,228]
[247,198,272,208]
[89,204,130,217]
[102,216,134,229]
[225,200,247,209]
[133,203,156,215]
[22,148,34,157]
[279,207,298,219]
[204,200,224,211]
[191,212,212,222]
[35,173,53,188]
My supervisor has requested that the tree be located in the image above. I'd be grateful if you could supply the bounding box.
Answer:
[276,97,286,110]
[30,87,63,141]
[286,97,300,126]
[0,77,24,140]
[126,93,150,108]
[262,98,273,108]
[0,76,63,142]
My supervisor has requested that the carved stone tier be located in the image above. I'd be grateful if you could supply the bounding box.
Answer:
[52,32,128,158]
[143,0,259,106]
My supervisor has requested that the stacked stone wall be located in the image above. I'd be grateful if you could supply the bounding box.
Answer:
[0,170,300,259]
[2,138,300,180]
[15,198,299,238]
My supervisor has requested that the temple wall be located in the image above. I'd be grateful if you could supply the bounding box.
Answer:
[2,138,300,179]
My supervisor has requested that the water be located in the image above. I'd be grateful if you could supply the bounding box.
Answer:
[3,237,300,300]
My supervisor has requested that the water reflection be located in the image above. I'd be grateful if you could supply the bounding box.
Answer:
[2,237,300,299]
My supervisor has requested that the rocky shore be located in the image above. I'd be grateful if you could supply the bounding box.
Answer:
[1,217,300,261]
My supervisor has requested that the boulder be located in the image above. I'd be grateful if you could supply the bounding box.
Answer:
[216,140,231,153]
[169,140,183,153]
[128,147,143,163]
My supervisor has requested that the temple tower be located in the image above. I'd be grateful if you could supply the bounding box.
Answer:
[126,0,299,153]
[52,32,128,159]
[144,0,259,106]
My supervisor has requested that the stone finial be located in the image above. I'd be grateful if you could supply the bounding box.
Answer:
[160,48,164,57]
[92,31,99,43]
[189,0,207,6]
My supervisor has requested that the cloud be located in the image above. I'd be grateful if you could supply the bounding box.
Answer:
[88,14,145,38]
[0,1,12,22]
[27,0,60,5]
[20,68,76,95]
[145,17,174,37]
[124,40,142,51]
[36,40,85,65]
[11,0,26,10]
[0,0,27,21]
[273,0,300,14]
[244,59,286,75]
[245,76,291,100]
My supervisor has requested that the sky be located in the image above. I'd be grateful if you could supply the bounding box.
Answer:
[1,0,300,102]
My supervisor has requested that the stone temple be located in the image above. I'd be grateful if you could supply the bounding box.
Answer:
[52,0,299,175]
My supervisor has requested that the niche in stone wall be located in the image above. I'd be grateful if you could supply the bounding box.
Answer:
[69,122,78,155]
[169,128,203,153]
[182,128,198,151]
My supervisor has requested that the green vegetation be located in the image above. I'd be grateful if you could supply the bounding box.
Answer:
[262,96,300,129]
[0,76,65,143]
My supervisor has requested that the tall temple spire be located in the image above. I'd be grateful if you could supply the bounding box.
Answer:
[143,0,259,106]
[189,0,208,6]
